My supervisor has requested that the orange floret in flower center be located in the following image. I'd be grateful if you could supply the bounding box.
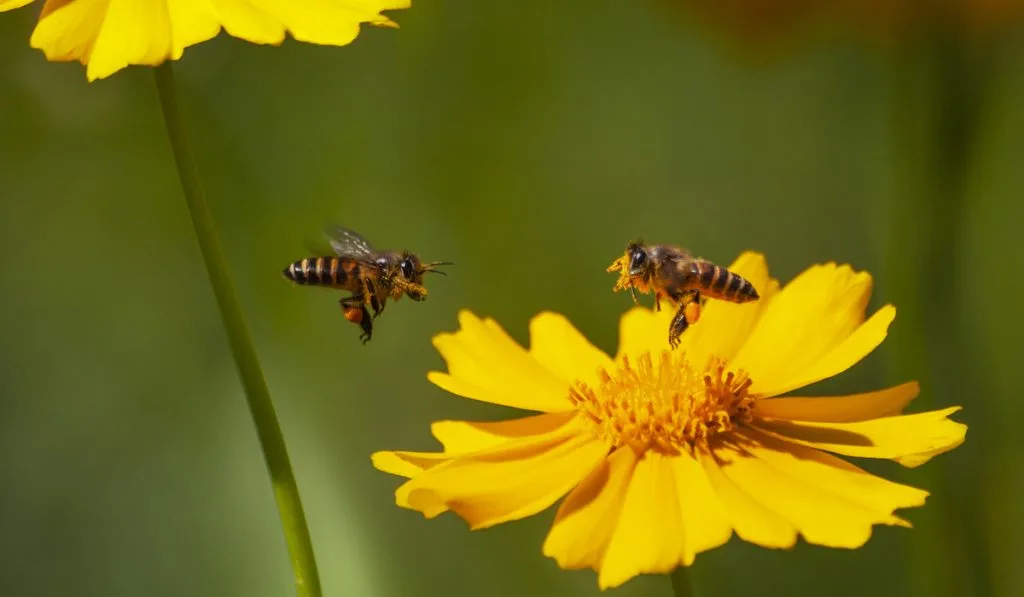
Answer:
[568,351,756,453]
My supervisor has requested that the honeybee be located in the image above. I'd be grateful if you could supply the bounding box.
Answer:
[283,227,451,344]
[607,241,759,349]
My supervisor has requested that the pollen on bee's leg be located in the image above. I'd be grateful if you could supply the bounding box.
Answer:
[343,307,363,323]
[684,301,701,324]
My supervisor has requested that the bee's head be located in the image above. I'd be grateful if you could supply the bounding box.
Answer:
[398,252,452,301]
[626,242,652,278]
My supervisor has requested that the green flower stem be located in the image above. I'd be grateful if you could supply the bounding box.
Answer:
[670,567,696,597]
[153,62,322,597]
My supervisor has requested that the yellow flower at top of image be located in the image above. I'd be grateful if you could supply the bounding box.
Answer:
[0,0,409,81]
[372,252,966,590]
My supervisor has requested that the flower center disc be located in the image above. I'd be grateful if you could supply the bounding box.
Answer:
[569,351,755,453]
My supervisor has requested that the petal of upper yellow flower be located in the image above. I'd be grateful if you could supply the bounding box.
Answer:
[714,438,911,548]
[528,312,613,387]
[0,0,35,11]
[678,251,775,365]
[754,406,967,467]
[31,0,108,72]
[428,310,573,413]
[670,449,733,564]
[243,0,409,46]
[205,0,285,45]
[542,446,637,572]
[86,0,176,82]
[699,448,797,548]
[430,411,577,453]
[731,263,875,395]
[756,382,919,422]
[29,0,407,80]
[598,452,688,590]
[400,422,608,529]
[754,305,897,397]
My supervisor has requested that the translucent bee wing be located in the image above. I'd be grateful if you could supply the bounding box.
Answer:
[324,226,376,260]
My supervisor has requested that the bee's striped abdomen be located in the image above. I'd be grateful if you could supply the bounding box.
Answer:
[690,260,759,303]
[283,257,353,287]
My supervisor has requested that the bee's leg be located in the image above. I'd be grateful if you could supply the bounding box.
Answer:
[667,290,699,350]
[654,291,663,312]
[668,306,688,350]
[370,295,386,319]
[341,296,374,344]
[357,307,373,344]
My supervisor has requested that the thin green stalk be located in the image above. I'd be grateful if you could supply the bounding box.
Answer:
[670,567,696,597]
[153,62,322,597]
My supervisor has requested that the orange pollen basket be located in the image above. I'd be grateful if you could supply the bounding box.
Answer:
[568,351,755,453]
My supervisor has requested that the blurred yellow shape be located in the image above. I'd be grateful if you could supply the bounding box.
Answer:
[1,0,409,80]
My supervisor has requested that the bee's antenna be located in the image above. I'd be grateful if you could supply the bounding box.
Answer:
[422,261,453,275]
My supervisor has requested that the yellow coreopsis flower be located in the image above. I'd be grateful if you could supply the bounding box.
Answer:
[372,252,966,589]
[0,0,408,81]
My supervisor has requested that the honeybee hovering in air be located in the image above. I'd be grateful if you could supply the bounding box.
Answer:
[283,227,451,344]
[607,241,759,349]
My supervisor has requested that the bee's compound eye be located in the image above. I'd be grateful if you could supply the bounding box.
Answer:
[629,250,647,271]
[401,258,415,279]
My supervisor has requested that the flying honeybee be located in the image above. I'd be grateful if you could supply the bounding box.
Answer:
[283,227,451,344]
[607,241,759,349]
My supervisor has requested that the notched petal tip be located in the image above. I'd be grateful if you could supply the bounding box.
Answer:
[406,487,449,518]
[896,408,967,468]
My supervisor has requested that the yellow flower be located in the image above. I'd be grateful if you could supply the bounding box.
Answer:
[0,0,408,81]
[372,252,966,589]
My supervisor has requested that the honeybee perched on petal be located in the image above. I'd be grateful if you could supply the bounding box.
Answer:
[283,226,451,344]
[608,241,759,349]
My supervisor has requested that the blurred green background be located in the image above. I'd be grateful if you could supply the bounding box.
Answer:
[1,2,1021,597]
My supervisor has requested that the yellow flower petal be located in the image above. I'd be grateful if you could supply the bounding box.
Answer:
[87,0,176,82]
[670,449,733,564]
[753,305,897,397]
[28,0,407,80]
[243,0,409,46]
[699,448,797,548]
[542,446,638,572]
[598,452,688,589]
[528,311,613,387]
[428,310,572,413]
[731,263,875,395]
[430,411,577,453]
[736,428,928,513]
[400,421,608,528]
[31,0,110,76]
[614,305,671,361]
[756,381,919,422]
[713,438,911,548]
[0,0,35,11]
[204,0,284,45]
[754,406,967,467]
[371,450,449,480]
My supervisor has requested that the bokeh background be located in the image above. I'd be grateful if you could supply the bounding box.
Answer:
[1,2,1021,597]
